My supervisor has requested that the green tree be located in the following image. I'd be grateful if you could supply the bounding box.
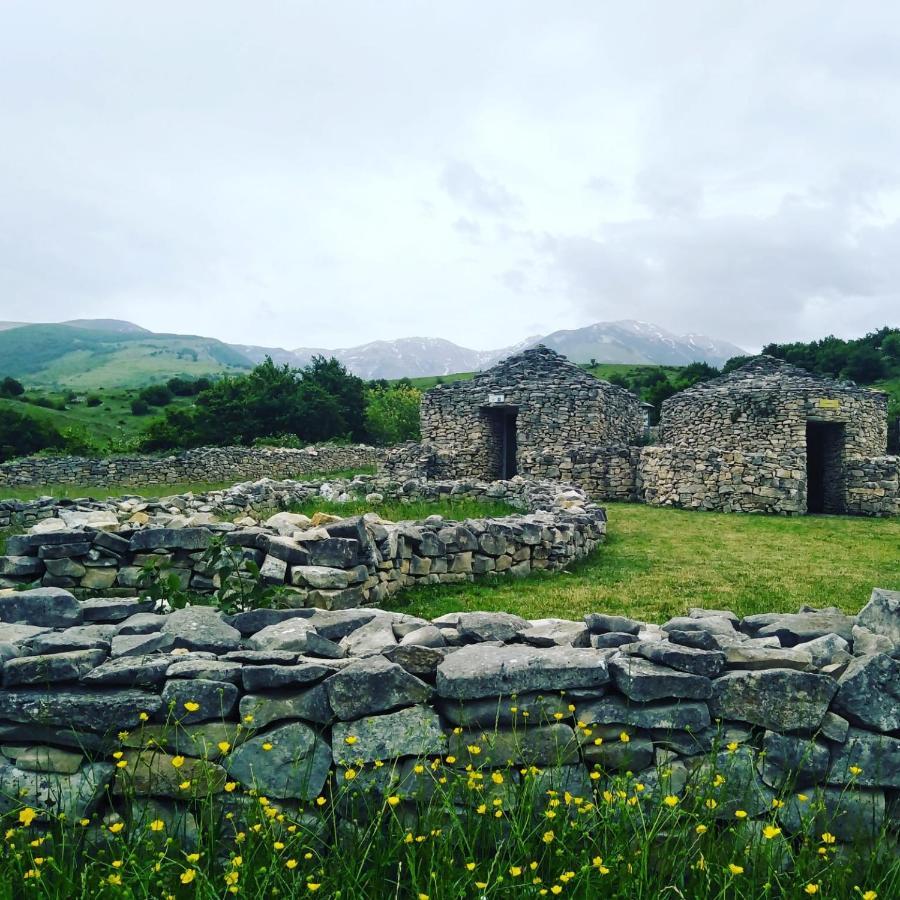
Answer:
[365,385,421,445]
[0,408,66,461]
[0,376,24,397]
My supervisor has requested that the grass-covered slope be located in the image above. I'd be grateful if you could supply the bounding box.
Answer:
[0,323,252,389]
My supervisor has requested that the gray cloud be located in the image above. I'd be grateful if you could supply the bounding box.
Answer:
[0,1,898,351]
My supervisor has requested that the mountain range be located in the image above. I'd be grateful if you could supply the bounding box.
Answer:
[0,318,746,388]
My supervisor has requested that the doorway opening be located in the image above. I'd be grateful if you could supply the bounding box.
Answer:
[806,421,846,514]
[481,406,518,479]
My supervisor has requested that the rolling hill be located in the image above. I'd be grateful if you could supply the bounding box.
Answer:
[0,323,252,389]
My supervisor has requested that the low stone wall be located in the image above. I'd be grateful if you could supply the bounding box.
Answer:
[845,456,900,517]
[519,445,641,503]
[0,444,380,487]
[0,587,896,845]
[0,477,606,602]
[637,446,807,515]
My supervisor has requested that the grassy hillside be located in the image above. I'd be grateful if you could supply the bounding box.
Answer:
[0,324,251,389]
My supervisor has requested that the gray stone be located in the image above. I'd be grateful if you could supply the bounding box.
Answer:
[0,587,82,627]
[758,731,830,788]
[303,609,380,641]
[331,705,444,764]
[241,661,336,691]
[240,684,333,728]
[116,612,169,635]
[259,554,288,583]
[81,654,177,687]
[828,728,900,788]
[689,607,739,623]
[453,611,529,643]
[584,613,642,635]
[0,688,161,731]
[851,625,894,656]
[339,616,397,656]
[398,625,446,648]
[0,623,50,646]
[165,659,243,684]
[576,695,711,731]
[43,557,87,578]
[819,711,850,743]
[246,619,316,652]
[590,632,640,649]
[439,691,574,728]
[3,648,107,686]
[10,746,84,774]
[130,527,213,551]
[518,619,590,648]
[0,759,114,820]
[161,606,240,653]
[582,734,653,771]
[221,649,300,664]
[111,631,176,657]
[447,723,578,767]
[126,798,199,850]
[161,679,239,723]
[778,787,885,841]
[662,615,736,636]
[708,669,838,732]
[225,722,331,800]
[745,611,856,645]
[325,656,432,720]
[694,746,775,818]
[436,644,610,700]
[626,641,725,677]
[291,565,352,590]
[26,624,117,654]
[722,646,813,671]
[666,629,720,651]
[831,653,900,732]
[382,644,447,679]
[609,655,712,701]
[0,556,43,577]
[38,541,91,559]
[304,631,346,659]
[306,537,359,568]
[224,608,312,636]
[857,587,900,645]
[791,633,851,668]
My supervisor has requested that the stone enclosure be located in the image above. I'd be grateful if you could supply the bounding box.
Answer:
[0,444,380,488]
[0,586,897,844]
[0,476,606,603]
[390,349,899,516]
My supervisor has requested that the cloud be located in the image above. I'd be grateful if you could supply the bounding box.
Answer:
[440,162,522,218]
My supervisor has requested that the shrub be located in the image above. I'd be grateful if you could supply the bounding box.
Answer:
[138,383,174,406]
[0,408,66,461]
[365,384,421,444]
[0,376,24,397]
[85,394,102,407]
[131,398,150,416]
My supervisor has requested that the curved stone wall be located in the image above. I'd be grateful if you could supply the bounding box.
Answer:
[0,444,380,488]
[0,476,607,601]
[0,587,895,845]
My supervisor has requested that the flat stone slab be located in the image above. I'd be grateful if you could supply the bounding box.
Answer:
[722,646,813,671]
[609,655,713,701]
[831,653,900,733]
[325,656,432,720]
[240,684,333,728]
[0,688,161,731]
[3,648,107,686]
[161,607,241,653]
[708,669,838,733]
[225,722,331,800]
[0,587,82,627]
[331,705,444,764]
[575,695,711,731]
[624,641,725,678]
[436,644,611,700]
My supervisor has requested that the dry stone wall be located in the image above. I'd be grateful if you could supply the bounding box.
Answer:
[0,476,606,602]
[0,444,380,488]
[420,347,644,480]
[0,587,896,846]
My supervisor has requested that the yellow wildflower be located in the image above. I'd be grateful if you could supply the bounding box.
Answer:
[619,732,630,743]
[344,735,357,745]
[180,869,196,885]
[695,824,708,835]
[728,863,744,875]
[184,701,200,713]
[662,795,679,807]
[762,825,781,840]
[286,859,298,869]
[387,795,401,807]
[262,742,273,751]
[18,808,37,827]
[734,809,748,820]
[224,782,237,792]
[171,756,185,769]
[109,822,125,834]
[217,741,231,754]
[805,886,819,895]
[542,830,555,844]
[149,819,165,832]
[821,832,836,844]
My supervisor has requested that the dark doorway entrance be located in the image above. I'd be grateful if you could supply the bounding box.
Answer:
[482,407,518,479]
[806,421,845,514]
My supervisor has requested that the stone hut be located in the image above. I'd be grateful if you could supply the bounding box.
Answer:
[651,356,890,514]
[419,346,643,480]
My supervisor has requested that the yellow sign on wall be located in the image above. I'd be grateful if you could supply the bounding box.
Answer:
[817,398,841,410]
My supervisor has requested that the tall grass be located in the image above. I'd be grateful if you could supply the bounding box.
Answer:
[0,709,896,899]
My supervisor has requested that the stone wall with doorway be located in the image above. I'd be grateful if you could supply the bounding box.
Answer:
[420,347,643,481]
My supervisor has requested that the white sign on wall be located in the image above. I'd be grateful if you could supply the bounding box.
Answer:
[487,393,506,404]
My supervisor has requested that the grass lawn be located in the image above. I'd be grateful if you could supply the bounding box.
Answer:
[288,496,518,522]
[385,502,900,623]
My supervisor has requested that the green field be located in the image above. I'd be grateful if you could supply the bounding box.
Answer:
[386,502,900,623]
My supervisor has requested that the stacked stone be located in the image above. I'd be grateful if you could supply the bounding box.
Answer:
[0,479,607,602]
[0,588,896,843]
[0,444,380,488]
[419,347,644,481]
[845,457,900,517]
[517,445,642,502]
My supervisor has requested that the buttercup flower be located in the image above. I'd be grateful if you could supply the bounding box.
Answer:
[183,701,200,713]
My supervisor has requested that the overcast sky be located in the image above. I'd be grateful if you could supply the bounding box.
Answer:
[1,1,899,352]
